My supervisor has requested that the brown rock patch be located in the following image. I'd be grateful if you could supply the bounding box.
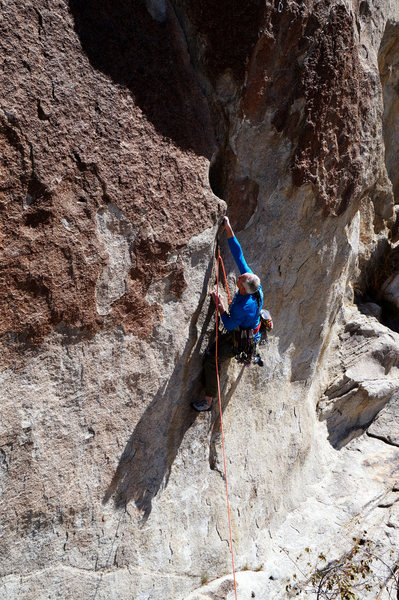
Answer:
[182,0,265,84]
[241,1,368,215]
[0,0,218,348]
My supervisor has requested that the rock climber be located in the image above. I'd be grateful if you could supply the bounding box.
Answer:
[192,216,263,412]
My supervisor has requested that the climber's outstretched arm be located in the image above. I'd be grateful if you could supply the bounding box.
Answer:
[223,217,253,275]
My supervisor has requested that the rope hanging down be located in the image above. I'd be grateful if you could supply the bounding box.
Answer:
[215,251,238,600]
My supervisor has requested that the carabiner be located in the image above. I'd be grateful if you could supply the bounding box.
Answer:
[278,0,283,12]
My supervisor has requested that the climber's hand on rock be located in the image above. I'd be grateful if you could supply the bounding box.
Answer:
[211,290,225,314]
[210,290,220,304]
[222,216,234,239]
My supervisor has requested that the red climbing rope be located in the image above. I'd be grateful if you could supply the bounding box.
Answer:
[215,251,238,600]
[218,251,232,305]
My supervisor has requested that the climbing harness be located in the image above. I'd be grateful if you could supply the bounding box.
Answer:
[233,293,273,367]
[215,250,238,600]
[233,326,263,366]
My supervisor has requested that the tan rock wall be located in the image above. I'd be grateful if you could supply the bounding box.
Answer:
[1,0,399,599]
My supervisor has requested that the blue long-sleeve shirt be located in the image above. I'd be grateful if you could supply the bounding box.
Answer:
[221,236,263,335]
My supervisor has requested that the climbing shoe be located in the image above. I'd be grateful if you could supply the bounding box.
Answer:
[191,399,212,412]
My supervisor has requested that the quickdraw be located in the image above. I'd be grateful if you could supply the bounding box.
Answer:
[233,328,263,366]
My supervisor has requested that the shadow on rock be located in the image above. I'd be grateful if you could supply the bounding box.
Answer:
[102,374,199,520]
[209,365,245,471]
[69,0,214,157]
[103,267,216,520]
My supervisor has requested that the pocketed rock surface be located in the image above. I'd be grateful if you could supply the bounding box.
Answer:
[1,1,399,599]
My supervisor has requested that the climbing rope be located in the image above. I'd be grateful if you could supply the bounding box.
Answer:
[218,250,232,305]
[215,251,238,600]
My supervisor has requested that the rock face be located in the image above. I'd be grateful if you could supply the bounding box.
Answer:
[1,1,399,599]
[0,0,218,345]
[319,308,399,449]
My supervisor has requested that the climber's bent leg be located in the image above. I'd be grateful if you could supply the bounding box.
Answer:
[203,332,236,398]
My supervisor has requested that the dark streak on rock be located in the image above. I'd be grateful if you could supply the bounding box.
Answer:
[366,431,399,448]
